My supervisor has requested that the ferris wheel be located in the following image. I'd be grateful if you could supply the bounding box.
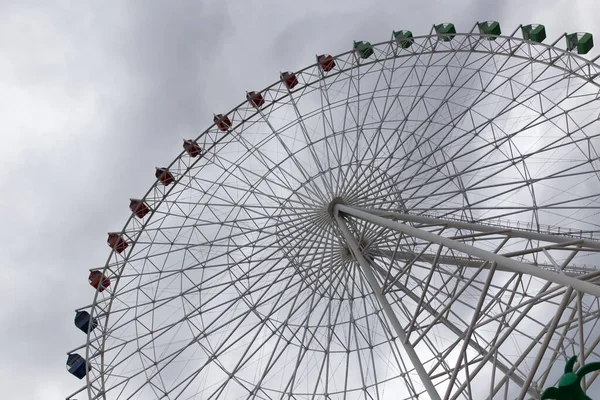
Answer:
[66,21,600,400]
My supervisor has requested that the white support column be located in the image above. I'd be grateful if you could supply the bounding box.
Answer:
[336,204,600,298]
[353,207,600,250]
[333,212,442,400]
[373,262,539,398]
[517,287,575,399]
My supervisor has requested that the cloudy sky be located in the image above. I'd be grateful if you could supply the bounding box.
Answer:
[1,0,600,398]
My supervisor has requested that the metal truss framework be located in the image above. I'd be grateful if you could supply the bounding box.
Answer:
[67,24,600,400]
[334,204,600,399]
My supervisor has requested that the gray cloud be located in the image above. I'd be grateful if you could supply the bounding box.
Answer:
[0,0,598,398]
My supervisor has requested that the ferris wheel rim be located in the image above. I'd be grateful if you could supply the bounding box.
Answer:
[69,26,600,400]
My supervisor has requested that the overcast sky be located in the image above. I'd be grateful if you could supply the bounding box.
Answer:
[1,0,600,398]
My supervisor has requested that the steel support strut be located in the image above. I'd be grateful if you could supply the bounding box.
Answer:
[336,204,600,298]
[333,210,442,400]
[356,208,600,250]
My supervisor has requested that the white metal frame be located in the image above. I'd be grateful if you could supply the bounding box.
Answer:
[66,24,600,400]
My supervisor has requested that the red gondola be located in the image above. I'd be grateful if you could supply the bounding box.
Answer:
[107,233,128,253]
[129,199,151,219]
[280,72,299,89]
[246,91,265,108]
[317,54,335,72]
[88,270,110,292]
[183,139,203,158]
[155,167,174,186]
[213,114,232,132]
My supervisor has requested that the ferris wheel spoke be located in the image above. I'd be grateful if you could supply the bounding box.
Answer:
[104,227,328,358]
[419,107,595,217]
[317,63,358,196]
[390,48,513,187]
[232,127,327,204]
[174,263,316,399]
[335,55,399,193]
[279,271,358,396]
[253,107,329,201]
[191,146,315,213]
[141,308,265,397]
[395,61,586,207]
[133,215,275,239]
[409,94,600,199]
[114,222,281,272]
[138,260,310,394]
[216,160,321,211]
[461,113,594,191]
[411,161,594,212]
[402,144,524,217]
[331,61,381,177]
[324,66,389,196]
[247,285,348,398]
[284,89,333,186]
[202,209,338,324]
[331,70,362,193]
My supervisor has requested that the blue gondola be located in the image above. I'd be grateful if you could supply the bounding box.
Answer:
[66,354,90,379]
[74,311,98,334]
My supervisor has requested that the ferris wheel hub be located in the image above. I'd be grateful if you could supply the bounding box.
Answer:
[327,196,346,216]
